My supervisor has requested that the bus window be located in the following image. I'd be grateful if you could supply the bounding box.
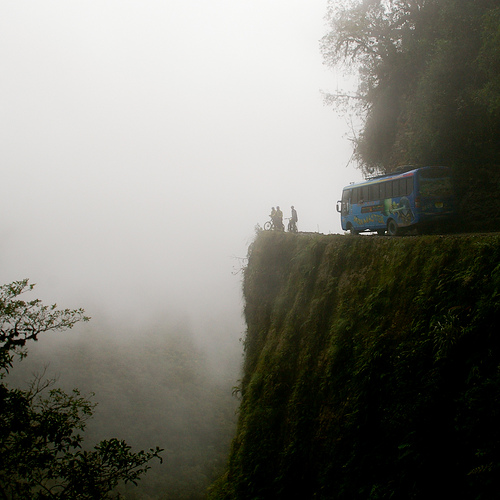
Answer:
[361,186,369,202]
[402,178,408,196]
[369,184,379,201]
[392,180,400,197]
[418,169,453,197]
[352,187,359,204]
[406,176,414,196]
[382,180,392,198]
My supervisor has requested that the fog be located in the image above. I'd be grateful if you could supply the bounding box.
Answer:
[1,0,361,496]
[1,0,362,319]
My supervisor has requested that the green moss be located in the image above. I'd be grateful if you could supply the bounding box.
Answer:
[210,232,500,499]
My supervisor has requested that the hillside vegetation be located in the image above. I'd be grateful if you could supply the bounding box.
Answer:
[211,230,500,499]
[322,1,500,177]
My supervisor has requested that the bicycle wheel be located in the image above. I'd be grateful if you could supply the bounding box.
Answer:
[264,221,272,231]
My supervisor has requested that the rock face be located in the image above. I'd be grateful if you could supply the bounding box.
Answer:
[210,231,500,500]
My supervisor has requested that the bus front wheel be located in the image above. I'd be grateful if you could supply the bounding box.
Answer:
[387,219,399,236]
[347,224,359,235]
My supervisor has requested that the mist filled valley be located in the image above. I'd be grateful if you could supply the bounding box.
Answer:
[1,2,351,496]
[5,312,241,499]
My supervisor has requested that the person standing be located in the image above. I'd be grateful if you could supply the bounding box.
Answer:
[270,207,276,228]
[290,205,298,232]
[275,206,284,231]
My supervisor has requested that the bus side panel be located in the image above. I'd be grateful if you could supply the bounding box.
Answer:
[382,196,416,228]
[342,197,417,232]
[352,198,416,231]
[354,201,386,231]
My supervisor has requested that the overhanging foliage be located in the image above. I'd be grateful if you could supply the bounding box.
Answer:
[321,0,500,177]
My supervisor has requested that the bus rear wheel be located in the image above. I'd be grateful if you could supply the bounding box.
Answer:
[387,219,399,236]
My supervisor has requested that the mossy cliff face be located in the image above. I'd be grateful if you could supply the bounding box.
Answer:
[211,231,500,499]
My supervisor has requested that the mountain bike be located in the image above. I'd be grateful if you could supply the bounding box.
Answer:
[264,218,284,231]
[287,217,298,233]
[263,219,274,231]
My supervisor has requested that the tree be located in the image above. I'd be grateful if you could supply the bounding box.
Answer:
[321,0,500,177]
[321,0,428,174]
[474,7,500,118]
[0,279,163,499]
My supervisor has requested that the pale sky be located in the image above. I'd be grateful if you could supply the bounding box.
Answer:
[1,1,362,343]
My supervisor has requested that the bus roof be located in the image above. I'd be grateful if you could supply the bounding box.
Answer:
[342,165,449,190]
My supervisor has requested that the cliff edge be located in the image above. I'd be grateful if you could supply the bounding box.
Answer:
[211,231,500,499]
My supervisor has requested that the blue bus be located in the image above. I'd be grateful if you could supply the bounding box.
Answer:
[336,166,455,235]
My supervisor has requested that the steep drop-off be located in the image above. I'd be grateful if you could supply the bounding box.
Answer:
[211,231,500,499]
